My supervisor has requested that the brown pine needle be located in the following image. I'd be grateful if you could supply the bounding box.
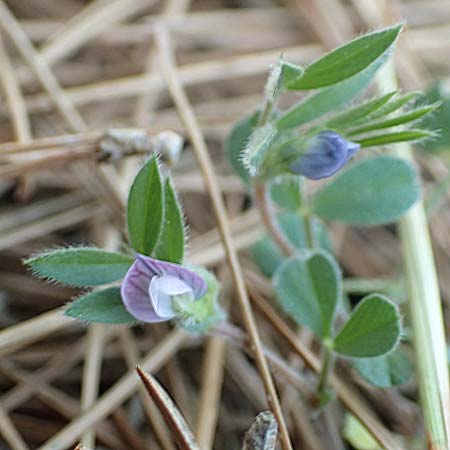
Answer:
[155,25,293,450]
[136,366,200,450]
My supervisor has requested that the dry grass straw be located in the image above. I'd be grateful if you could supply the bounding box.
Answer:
[0,1,448,449]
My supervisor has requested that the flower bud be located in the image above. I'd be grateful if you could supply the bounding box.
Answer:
[289,131,360,179]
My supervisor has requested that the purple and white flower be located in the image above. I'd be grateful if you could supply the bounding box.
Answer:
[121,254,207,323]
[290,131,360,180]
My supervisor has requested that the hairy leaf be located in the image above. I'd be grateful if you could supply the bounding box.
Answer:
[367,91,420,121]
[127,156,164,255]
[65,287,137,324]
[279,60,303,89]
[25,247,133,287]
[226,111,258,182]
[348,103,439,135]
[324,92,397,130]
[243,123,276,176]
[356,129,435,147]
[287,25,401,90]
[276,52,389,130]
[154,178,185,263]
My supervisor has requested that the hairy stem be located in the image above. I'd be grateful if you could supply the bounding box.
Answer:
[253,182,295,257]
[257,99,273,127]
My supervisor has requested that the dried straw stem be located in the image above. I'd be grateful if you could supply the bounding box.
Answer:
[155,26,293,450]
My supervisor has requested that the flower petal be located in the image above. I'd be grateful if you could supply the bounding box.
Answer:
[136,254,207,299]
[149,274,193,318]
[121,259,167,322]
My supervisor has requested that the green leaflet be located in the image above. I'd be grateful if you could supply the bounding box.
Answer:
[274,250,341,338]
[367,91,420,121]
[65,287,137,324]
[154,178,185,264]
[279,60,304,89]
[312,156,420,226]
[276,51,389,130]
[347,103,439,136]
[24,247,133,287]
[356,129,435,147]
[127,156,164,255]
[250,213,332,278]
[334,294,401,358]
[287,25,401,90]
[353,347,412,387]
[324,92,397,130]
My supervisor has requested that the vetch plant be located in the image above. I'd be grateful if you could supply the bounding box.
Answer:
[21,22,440,447]
[25,156,223,333]
[227,24,436,397]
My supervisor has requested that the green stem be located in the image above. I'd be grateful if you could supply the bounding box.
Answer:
[253,181,294,257]
[342,277,403,295]
[316,341,335,398]
[303,209,316,249]
[380,64,450,449]
[257,99,273,127]
[301,195,336,400]
[253,92,297,257]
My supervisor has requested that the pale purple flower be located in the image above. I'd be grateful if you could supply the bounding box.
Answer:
[121,254,207,322]
[290,131,360,179]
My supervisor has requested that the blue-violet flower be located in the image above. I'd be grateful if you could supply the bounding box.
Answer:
[121,254,207,323]
[289,131,360,179]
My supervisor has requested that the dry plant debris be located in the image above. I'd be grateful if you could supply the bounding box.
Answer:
[0,1,449,450]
